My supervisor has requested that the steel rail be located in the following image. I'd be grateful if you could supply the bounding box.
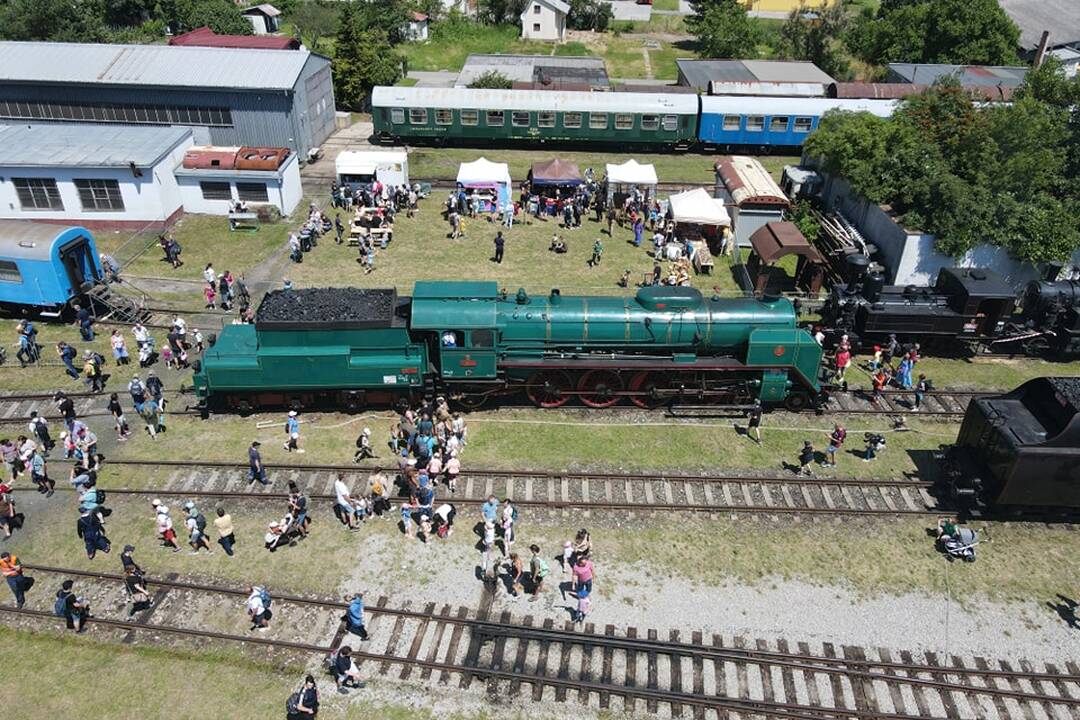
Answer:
[19,565,1080,705]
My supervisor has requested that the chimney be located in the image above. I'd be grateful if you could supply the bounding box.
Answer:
[1034,30,1050,67]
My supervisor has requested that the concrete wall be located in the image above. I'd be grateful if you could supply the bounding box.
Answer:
[521,3,564,41]
[0,137,192,229]
[818,171,1080,288]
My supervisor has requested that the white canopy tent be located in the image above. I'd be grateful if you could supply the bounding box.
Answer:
[604,159,658,204]
[335,149,409,188]
[456,157,512,211]
[668,188,730,227]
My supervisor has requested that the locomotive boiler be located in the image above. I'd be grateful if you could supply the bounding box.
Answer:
[193,281,825,413]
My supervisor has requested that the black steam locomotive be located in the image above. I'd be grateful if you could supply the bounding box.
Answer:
[941,377,1080,512]
[820,258,1080,358]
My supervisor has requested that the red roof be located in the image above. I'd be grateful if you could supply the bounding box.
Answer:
[411,11,429,21]
[169,27,300,50]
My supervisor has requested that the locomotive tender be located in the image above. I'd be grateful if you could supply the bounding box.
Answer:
[943,377,1080,511]
[193,281,824,413]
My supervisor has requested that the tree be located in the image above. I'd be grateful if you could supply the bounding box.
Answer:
[567,0,613,32]
[288,0,339,49]
[855,0,1020,66]
[778,3,850,80]
[350,0,410,44]
[467,70,513,89]
[171,0,253,35]
[0,0,110,42]
[478,0,528,25]
[333,4,402,109]
[686,0,761,59]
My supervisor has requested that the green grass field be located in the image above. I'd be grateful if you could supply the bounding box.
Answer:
[402,25,551,72]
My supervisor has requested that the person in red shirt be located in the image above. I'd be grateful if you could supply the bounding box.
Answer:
[0,551,28,607]
[825,424,846,467]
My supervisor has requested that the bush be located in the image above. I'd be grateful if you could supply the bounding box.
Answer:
[467,70,513,89]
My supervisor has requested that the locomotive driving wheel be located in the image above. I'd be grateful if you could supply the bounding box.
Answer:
[577,370,624,408]
[628,371,669,409]
[525,371,573,408]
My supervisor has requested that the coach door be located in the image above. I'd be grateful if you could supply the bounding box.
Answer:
[58,236,101,292]
[438,328,497,379]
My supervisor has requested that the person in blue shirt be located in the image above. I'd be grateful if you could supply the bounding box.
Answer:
[344,593,368,639]
[481,495,499,524]
[284,410,303,453]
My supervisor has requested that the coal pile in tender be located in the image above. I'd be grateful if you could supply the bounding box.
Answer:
[256,287,397,327]
[1049,376,1080,410]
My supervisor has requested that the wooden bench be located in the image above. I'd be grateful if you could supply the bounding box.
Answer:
[349,225,393,247]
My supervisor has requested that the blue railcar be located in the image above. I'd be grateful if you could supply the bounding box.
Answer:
[0,221,103,316]
[698,96,897,149]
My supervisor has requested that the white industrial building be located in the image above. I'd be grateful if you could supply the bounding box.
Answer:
[0,124,302,229]
[0,124,192,230]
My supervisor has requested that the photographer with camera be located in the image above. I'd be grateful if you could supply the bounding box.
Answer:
[863,432,886,462]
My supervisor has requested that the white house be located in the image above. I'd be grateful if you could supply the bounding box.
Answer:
[404,12,429,42]
[0,124,192,230]
[241,4,282,35]
[520,0,569,41]
[175,149,303,216]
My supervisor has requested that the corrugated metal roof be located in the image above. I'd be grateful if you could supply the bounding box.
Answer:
[885,63,1028,87]
[0,124,191,168]
[830,82,1014,102]
[457,54,608,88]
[709,81,826,97]
[998,0,1080,48]
[520,0,570,15]
[0,41,320,91]
[677,59,835,90]
[242,4,282,17]
[715,156,788,207]
[372,86,699,114]
[169,26,299,50]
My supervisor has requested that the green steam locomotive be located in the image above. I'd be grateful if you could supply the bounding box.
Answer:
[192,281,824,412]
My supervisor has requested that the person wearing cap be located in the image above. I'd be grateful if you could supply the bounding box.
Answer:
[0,551,28,608]
[248,441,267,485]
[183,502,213,555]
[82,351,103,393]
[120,545,143,576]
[353,427,374,463]
[284,410,303,453]
[153,500,182,552]
[265,520,289,551]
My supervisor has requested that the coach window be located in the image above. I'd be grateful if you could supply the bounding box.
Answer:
[615,113,634,130]
[722,115,741,131]
[770,116,789,132]
[461,109,479,126]
[794,116,813,132]
[512,111,530,127]
[562,112,582,128]
[390,108,405,124]
[589,112,608,129]
[662,114,678,131]
[435,109,453,125]
[640,114,659,131]
[486,110,504,126]
[409,108,428,125]
[746,115,765,132]
[538,111,555,128]
[0,260,20,283]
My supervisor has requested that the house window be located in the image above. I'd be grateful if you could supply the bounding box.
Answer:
[615,113,634,130]
[538,111,555,128]
[532,23,541,31]
[640,114,660,131]
[662,114,678,131]
[0,260,21,283]
[74,179,124,211]
[461,110,479,126]
[533,4,541,12]
[200,181,232,201]
[746,115,765,131]
[408,108,428,124]
[390,108,405,124]
[588,112,607,129]
[237,182,269,203]
[12,178,62,211]
[512,111,530,127]
[794,116,813,132]
[562,112,582,128]
[434,109,453,125]
[486,110,504,126]
[770,116,789,132]
[722,115,741,131]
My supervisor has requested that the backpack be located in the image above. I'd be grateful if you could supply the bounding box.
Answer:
[511,506,519,524]
[536,558,549,578]
[285,691,301,714]
[194,513,207,532]
[259,587,272,609]
[54,590,70,617]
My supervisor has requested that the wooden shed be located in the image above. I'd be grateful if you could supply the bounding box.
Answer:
[746,221,825,295]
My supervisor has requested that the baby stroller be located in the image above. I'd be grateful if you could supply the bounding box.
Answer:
[939,526,979,562]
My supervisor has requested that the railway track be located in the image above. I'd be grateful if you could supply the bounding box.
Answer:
[5,564,1079,719]
[29,457,944,517]
[821,390,985,418]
